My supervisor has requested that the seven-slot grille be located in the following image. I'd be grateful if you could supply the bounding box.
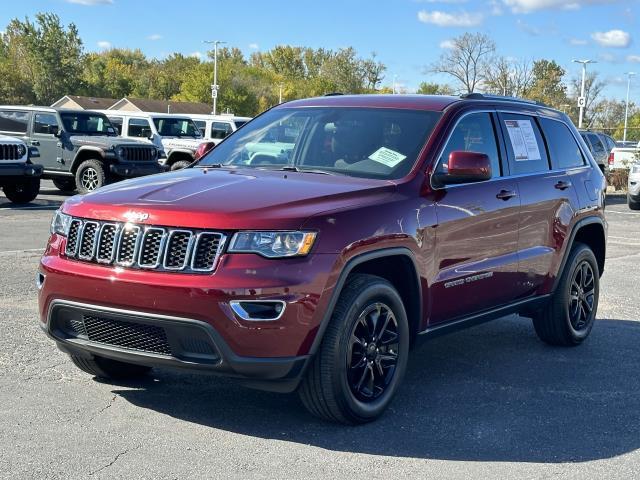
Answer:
[120,146,156,162]
[0,143,22,161]
[64,218,225,273]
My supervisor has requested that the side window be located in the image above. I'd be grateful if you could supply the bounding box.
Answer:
[501,113,549,175]
[33,113,60,135]
[0,110,30,134]
[602,135,615,151]
[587,134,605,154]
[128,118,152,138]
[539,118,585,169]
[211,122,233,140]
[193,120,206,137]
[108,116,123,135]
[437,112,501,178]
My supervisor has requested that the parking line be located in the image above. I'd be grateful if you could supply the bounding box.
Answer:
[606,210,640,216]
[0,248,45,255]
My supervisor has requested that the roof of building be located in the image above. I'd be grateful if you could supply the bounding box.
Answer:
[109,98,213,115]
[51,95,118,110]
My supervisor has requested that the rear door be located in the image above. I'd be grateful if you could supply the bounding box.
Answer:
[497,112,579,298]
[430,111,521,324]
[32,112,63,171]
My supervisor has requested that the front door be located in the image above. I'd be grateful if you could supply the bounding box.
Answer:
[429,111,522,324]
[32,112,62,171]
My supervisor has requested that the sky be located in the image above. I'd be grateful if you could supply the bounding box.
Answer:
[3,0,640,101]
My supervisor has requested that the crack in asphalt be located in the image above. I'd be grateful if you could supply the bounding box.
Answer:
[88,445,140,476]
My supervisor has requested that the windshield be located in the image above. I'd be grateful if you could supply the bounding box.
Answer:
[152,117,201,138]
[196,107,441,180]
[60,113,116,135]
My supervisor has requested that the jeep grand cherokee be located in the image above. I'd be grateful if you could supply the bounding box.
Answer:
[38,94,607,424]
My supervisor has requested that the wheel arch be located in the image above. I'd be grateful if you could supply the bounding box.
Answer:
[70,147,105,173]
[166,149,195,166]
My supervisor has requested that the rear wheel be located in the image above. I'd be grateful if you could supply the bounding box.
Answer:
[170,160,191,171]
[298,274,409,424]
[531,243,599,346]
[70,354,151,380]
[628,194,640,210]
[3,178,40,203]
[52,177,76,192]
[75,159,106,194]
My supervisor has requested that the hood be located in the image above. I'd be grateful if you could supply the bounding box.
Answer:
[161,137,207,151]
[69,135,152,149]
[0,134,24,144]
[62,167,396,230]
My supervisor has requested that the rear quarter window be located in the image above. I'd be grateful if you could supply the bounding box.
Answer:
[539,118,585,169]
[0,110,30,134]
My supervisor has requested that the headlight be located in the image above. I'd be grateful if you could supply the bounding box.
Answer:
[50,209,72,236]
[16,144,26,157]
[116,147,125,158]
[632,164,640,174]
[228,231,316,258]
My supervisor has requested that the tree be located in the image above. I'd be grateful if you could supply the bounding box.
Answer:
[590,99,636,133]
[430,33,496,94]
[526,59,568,108]
[82,48,148,99]
[484,57,533,97]
[570,71,605,127]
[416,82,454,95]
[0,13,84,104]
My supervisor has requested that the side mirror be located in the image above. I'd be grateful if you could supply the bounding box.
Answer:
[433,151,492,186]
[28,146,40,158]
[50,125,60,137]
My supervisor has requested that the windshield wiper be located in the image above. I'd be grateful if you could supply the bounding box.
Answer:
[277,166,336,175]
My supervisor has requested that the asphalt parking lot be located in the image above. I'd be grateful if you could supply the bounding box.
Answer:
[1,181,640,479]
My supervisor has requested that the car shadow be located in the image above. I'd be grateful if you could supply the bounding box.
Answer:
[605,193,628,206]
[110,316,640,463]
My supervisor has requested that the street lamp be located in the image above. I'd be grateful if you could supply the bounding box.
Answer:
[392,74,398,94]
[572,59,596,129]
[624,72,636,143]
[204,40,226,115]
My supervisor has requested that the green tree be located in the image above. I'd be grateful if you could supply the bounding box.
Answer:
[416,82,454,95]
[526,59,568,109]
[82,48,148,99]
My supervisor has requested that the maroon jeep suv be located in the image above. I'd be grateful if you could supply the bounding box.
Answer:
[38,94,607,424]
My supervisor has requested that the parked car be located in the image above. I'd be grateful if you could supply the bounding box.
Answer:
[188,113,251,144]
[99,111,208,171]
[0,107,164,194]
[579,130,608,174]
[0,134,42,203]
[39,93,606,424]
[628,162,640,210]
[608,144,639,171]
[616,140,639,148]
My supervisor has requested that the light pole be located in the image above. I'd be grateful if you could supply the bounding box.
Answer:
[572,59,596,129]
[624,72,636,142]
[279,83,283,104]
[392,75,398,94]
[204,40,226,115]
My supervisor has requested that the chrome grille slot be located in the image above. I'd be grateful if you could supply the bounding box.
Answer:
[78,221,99,260]
[164,230,193,270]
[191,232,224,271]
[96,224,118,263]
[65,219,83,257]
[116,225,141,266]
[62,217,224,273]
[138,228,166,268]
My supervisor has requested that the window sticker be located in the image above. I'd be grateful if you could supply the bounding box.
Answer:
[504,120,541,161]
[368,147,407,167]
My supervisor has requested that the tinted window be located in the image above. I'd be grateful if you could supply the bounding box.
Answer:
[586,133,605,154]
[33,113,59,135]
[0,110,30,133]
[108,116,123,135]
[501,114,549,175]
[211,121,233,140]
[60,113,115,135]
[128,118,152,138]
[152,117,200,138]
[436,112,501,178]
[539,118,585,169]
[600,134,615,152]
[193,120,206,137]
[197,107,441,180]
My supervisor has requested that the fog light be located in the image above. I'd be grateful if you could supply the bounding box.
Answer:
[35,272,45,290]
[229,300,286,321]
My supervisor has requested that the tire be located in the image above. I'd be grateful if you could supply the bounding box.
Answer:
[75,159,106,194]
[52,177,76,192]
[628,194,640,211]
[70,354,151,380]
[531,243,599,346]
[170,160,191,171]
[2,178,40,203]
[298,274,410,424]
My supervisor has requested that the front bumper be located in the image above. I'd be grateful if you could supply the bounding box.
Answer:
[109,162,166,178]
[0,162,43,181]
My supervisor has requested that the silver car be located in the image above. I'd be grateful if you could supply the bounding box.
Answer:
[629,162,640,210]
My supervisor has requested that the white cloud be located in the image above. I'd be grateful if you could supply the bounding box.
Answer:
[569,38,588,46]
[628,55,640,63]
[489,0,504,15]
[147,34,162,41]
[67,0,113,5]
[598,52,620,63]
[439,39,456,49]
[189,51,203,59]
[97,40,111,49]
[502,0,614,13]
[516,19,541,36]
[591,29,631,48]
[249,43,259,49]
[417,10,483,27]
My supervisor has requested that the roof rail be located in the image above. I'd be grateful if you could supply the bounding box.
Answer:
[460,93,548,107]
[324,92,344,97]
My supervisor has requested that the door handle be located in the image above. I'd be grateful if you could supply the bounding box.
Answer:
[31,140,40,146]
[496,189,517,200]
[555,180,572,190]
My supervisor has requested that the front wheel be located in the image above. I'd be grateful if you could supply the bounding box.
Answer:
[628,194,640,211]
[3,178,40,203]
[531,243,599,346]
[53,177,76,192]
[298,274,409,424]
[170,160,191,171]
[75,159,106,194]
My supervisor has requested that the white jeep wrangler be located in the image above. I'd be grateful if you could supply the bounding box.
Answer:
[0,134,42,203]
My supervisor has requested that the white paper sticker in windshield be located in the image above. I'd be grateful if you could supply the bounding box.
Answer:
[368,147,407,167]
[504,120,541,161]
